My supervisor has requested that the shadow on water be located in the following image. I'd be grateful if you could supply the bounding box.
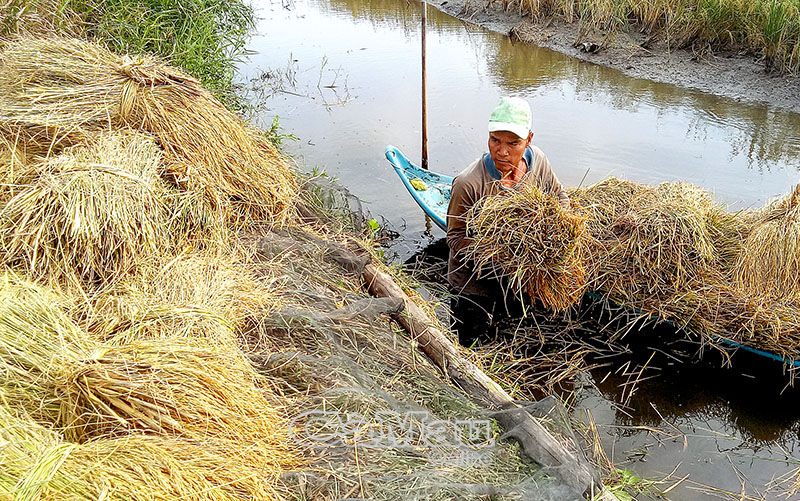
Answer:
[584,318,800,446]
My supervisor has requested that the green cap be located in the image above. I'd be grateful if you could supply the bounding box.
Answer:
[488,96,532,139]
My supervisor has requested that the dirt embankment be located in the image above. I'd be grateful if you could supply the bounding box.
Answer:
[429,0,800,114]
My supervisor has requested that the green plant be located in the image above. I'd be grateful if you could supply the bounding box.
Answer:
[266,115,299,148]
[2,0,256,108]
[367,218,381,236]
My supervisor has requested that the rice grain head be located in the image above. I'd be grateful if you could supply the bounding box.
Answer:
[0,130,172,284]
[735,184,800,300]
[0,36,299,227]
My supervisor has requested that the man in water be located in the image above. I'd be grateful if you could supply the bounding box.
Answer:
[446,96,570,346]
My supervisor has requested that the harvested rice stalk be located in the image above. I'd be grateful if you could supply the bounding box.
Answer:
[58,338,290,449]
[734,185,800,300]
[0,404,288,500]
[57,435,288,501]
[0,129,39,203]
[81,301,238,348]
[0,272,294,473]
[572,180,727,299]
[0,0,84,38]
[0,130,172,283]
[464,183,587,311]
[659,275,800,361]
[0,272,94,422]
[0,38,124,133]
[0,36,298,226]
[567,178,643,230]
[0,133,27,171]
[0,398,79,500]
[70,247,285,345]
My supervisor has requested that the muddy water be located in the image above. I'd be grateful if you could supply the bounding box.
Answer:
[242,0,800,498]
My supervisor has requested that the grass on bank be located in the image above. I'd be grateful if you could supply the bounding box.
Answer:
[504,0,800,74]
[0,0,254,106]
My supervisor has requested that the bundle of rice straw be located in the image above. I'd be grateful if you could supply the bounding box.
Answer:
[71,247,284,345]
[464,183,587,311]
[734,185,800,300]
[0,397,76,499]
[0,130,173,283]
[0,36,298,225]
[0,272,93,422]
[567,178,641,230]
[659,276,800,360]
[0,273,293,471]
[0,403,289,500]
[80,301,238,347]
[58,338,290,449]
[572,180,728,300]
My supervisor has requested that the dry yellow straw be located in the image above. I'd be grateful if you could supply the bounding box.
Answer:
[571,180,727,299]
[0,272,93,422]
[735,185,800,301]
[465,183,587,311]
[69,247,285,345]
[0,36,298,226]
[0,272,296,473]
[0,402,289,500]
[57,338,291,448]
[0,130,173,283]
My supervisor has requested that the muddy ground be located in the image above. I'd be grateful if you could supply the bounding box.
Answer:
[429,0,800,113]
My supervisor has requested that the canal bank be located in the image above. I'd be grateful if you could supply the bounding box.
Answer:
[428,0,800,114]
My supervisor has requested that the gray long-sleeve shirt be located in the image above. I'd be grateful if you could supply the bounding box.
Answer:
[446,145,569,295]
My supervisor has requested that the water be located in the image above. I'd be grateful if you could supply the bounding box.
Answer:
[241,0,800,498]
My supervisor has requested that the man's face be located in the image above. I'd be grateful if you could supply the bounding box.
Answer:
[488,130,533,172]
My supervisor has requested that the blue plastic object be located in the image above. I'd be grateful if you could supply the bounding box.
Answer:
[385,145,452,231]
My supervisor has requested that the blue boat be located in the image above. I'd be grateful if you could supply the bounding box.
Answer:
[386,144,800,370]
[385,145,451,231]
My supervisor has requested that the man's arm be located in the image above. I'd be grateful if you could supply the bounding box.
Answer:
[446,175,475,254]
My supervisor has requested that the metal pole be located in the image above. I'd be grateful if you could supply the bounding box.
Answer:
[421,1,429,170]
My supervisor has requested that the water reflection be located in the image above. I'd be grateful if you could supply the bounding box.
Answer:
[326,0,800,178]
[592,348,800,446]
[320,0,462,31]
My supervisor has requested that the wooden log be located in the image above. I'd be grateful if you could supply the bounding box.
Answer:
[362,262,603,497]
[266,229,612,498]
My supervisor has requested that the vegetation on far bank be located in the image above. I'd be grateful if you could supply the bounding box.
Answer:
[504,0,800,74]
